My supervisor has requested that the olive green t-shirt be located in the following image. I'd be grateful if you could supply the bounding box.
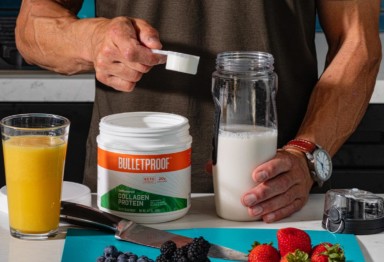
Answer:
[84,0,318,192]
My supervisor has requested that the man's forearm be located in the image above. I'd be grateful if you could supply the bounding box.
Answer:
[300,37,381,155]
[296,0,382,155]
[16,0,102,74]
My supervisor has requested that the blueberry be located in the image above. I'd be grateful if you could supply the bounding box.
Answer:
[137,256,152,262]
[136,257,143,262]
[96,256,106,262]
[104,245,119,258]
[127,253,138,262]
[117,253,129,262]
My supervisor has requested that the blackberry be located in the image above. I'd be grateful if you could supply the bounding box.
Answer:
[155,254,171,262]
[171,244,190,261]
[172,255,189,262]
[194,237,211,254]
[160,240,177,258]
[187,237,211,262]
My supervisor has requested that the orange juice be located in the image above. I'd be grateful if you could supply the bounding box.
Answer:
[3,135,67,234]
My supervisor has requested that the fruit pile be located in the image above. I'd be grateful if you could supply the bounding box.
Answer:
[96,245,154,262]
[96,236,211,262]
[248,227,346,262]
[157,237,210,261]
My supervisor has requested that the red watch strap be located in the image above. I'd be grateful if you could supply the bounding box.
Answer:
[284,139,317,153]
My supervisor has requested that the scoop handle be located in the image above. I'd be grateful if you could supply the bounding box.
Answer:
[151,49,170,55]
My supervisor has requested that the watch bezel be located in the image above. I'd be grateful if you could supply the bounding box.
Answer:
[312,148,333,182]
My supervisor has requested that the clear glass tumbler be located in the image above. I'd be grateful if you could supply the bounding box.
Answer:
[1,113,70,239]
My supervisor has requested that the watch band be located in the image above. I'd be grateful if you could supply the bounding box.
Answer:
[284,138,317,153]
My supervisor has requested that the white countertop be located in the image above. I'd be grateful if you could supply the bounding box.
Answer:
[1,70,383,104]
[0,193,383,262]
[0,71,95,102]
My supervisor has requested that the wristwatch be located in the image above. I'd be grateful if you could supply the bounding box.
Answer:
[284,139,333,187]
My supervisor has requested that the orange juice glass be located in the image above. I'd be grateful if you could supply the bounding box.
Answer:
[1,113,70,240]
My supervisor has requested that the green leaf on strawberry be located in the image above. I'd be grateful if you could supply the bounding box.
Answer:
[311,242,346,262]
[280,249,310,262]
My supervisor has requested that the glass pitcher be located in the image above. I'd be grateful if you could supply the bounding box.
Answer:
[211,51,278,221]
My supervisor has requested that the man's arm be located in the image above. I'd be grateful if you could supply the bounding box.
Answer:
[296,0,382,154]
[16,0,98,74]
[241,0,381,222]
[16,0,164,91]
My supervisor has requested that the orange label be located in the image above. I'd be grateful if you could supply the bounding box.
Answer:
[98,147,191,173]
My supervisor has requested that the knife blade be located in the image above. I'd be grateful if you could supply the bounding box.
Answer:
[60,201,248,261]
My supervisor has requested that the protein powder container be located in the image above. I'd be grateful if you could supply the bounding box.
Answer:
[97,112,192,223]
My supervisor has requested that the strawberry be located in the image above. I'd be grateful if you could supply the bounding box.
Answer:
[280,249,310,262]
[310,242,346,262]
[248,241,280,262]
[277,227,312,257]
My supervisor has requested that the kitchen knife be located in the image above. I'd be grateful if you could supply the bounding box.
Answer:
[60,201,248,261]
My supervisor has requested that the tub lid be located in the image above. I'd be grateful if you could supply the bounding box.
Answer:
[99,112,189,134]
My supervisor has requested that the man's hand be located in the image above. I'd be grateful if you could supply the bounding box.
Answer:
[90,17,166,91]
[241,149,314,222]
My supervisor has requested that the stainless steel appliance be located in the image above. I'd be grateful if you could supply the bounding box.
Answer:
[0,0,33,70]
[322,188,384,235]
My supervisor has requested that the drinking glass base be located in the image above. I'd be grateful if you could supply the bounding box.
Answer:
[10,227,58,240]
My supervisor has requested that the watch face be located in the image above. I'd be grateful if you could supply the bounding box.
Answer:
[313,149,332,181]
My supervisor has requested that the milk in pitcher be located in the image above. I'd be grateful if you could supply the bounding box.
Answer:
[213,125,277,221]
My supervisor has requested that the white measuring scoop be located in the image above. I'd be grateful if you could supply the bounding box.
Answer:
[152,49,200,75]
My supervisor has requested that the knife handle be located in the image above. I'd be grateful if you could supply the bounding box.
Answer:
[60,201,123,232]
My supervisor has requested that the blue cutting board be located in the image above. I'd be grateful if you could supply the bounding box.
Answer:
[61,228,364,261]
